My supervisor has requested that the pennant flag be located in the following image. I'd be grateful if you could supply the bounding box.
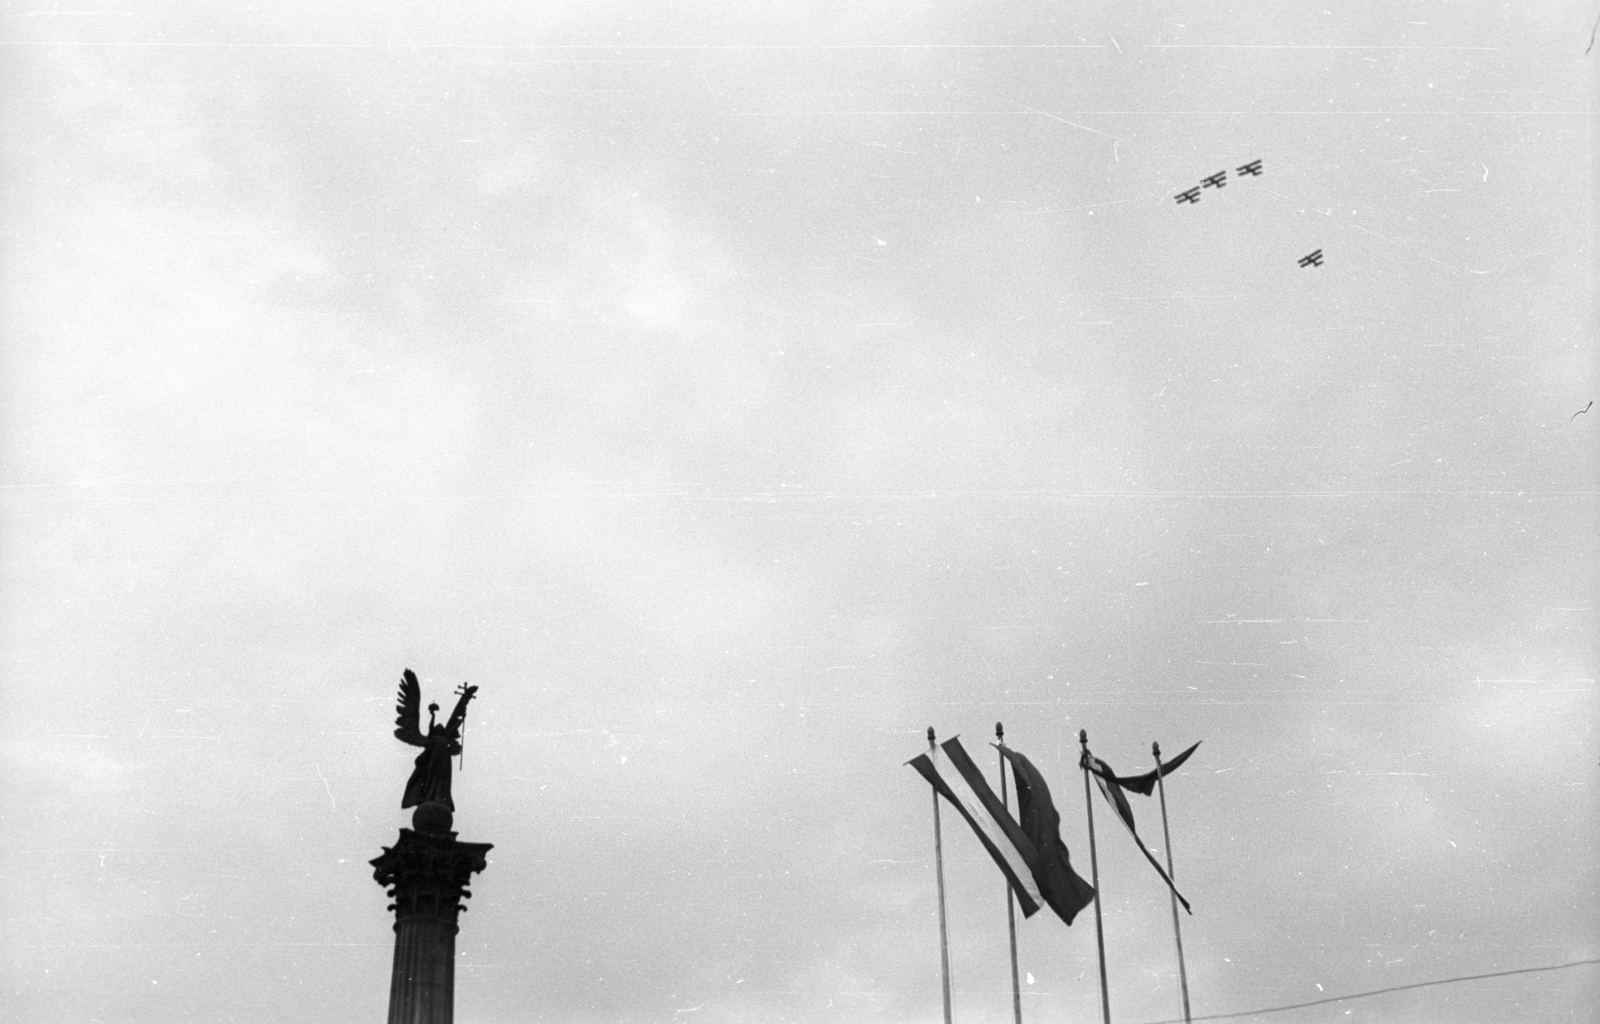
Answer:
[1087,755,1193,914]
[1101,741,1202,797]
[909,737,1045,918]
[995,743,1097,925]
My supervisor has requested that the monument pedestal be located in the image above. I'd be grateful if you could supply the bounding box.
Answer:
[371,813,492,1024]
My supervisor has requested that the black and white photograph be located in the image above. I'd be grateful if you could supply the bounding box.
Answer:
[2,2,1595,1022]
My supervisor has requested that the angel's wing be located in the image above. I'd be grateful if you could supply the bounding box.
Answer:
[1110,740,1202,796]
[393,669,426,746]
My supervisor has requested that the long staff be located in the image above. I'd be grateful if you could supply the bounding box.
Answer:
[1079,729,1111,1024]
[1153,742,1192,1024]
[930,727,954,1024]
[454,682,472,770]
[997,723,1022,1024]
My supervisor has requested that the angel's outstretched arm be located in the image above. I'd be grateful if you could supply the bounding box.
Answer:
[443,684,478,736]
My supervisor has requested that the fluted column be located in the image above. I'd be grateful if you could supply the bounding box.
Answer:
[372,811,491,1024]
[387,916,456,1023]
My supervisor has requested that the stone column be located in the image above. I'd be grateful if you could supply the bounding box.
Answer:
[371,805,492,1024]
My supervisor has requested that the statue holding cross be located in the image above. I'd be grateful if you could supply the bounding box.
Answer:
[392,669,478,826]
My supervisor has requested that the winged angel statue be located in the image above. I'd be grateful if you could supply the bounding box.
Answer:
[393,668,478,813]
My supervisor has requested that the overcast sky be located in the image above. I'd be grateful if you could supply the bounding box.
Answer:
[2,2,1595,1023]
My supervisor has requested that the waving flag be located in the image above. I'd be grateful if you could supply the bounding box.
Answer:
[909,736,1045,917]
[1086,754,1192,914]
[995,743,1096,925]
[1099,740,1201,796]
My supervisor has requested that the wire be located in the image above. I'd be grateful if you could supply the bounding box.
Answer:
[1131,958,1600,1024]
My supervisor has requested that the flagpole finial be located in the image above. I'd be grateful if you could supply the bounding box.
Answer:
[1078,728,1088,745]
[927,726,937,749]
[995,721,1004,742]
[1153,740,1162,758]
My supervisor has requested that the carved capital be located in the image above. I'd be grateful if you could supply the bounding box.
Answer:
[371,828,493,933]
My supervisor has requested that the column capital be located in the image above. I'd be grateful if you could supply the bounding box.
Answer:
[371,828,493,933]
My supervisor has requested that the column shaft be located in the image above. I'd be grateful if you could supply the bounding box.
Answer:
[388,917,457,1024]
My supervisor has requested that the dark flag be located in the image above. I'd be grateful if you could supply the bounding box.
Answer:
[1086,754,1192,914]
[1103,741,1202,796]
[995,744,1097,925]
[909,736,1046,917]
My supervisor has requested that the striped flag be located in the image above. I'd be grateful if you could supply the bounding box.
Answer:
[1087,754,1192,914]
[909,736,1046,917]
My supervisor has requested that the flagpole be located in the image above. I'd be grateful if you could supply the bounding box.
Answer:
[930,726,954,1024]
[1079,729,1111,1024]
[997,723,1022,1024]
[1153,742,1192,1024]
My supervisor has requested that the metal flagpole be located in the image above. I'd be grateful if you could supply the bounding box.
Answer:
[930,726,954,1024]
[1079,729,1111,1024]
[1153,742,1192,1024]
[997,723,1022,1024]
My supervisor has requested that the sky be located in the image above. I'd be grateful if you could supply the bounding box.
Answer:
[1,2,1596,1023]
